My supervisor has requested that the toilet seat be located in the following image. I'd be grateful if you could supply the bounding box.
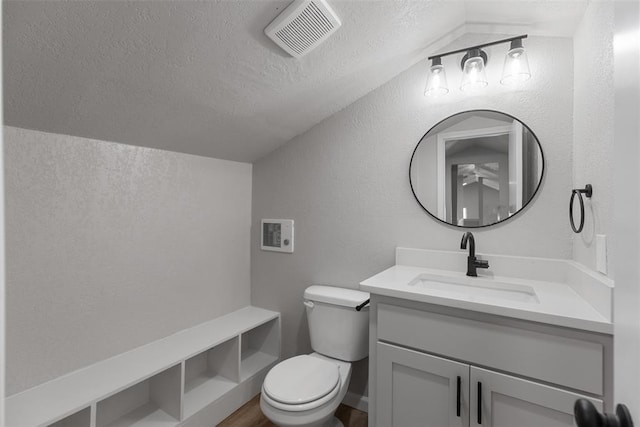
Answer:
[262,355,341,412]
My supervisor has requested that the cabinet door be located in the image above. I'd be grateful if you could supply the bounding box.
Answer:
[470,366,603,427]
[376,342,469,427]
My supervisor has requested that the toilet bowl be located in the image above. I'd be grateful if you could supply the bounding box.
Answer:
[260,353,352,427]
[259,285,369,427]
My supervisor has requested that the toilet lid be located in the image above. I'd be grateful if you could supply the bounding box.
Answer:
[263,355,340,405]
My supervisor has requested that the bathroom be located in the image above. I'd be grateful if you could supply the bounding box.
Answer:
[2,0,639,426]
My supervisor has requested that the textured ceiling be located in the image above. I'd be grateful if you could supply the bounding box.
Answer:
[3,1,587,162]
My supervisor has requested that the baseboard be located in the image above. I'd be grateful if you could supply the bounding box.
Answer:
[342,391,368,413]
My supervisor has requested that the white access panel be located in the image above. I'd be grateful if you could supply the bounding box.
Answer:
[261,219,294,253]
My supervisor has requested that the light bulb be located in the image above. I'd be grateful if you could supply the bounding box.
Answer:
[460,49,488,92]
[501,39,531,85]
[424,57,449,97]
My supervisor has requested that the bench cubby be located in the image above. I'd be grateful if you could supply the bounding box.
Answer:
[240,317,279,381]
[7,307,280,427]
[183,337,239,418]
[96,365,181,427]
[47,407,91,427]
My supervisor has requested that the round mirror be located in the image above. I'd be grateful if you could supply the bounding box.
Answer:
[410,110,544,228]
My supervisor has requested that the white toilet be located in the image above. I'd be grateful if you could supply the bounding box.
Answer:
[260,285,370,427]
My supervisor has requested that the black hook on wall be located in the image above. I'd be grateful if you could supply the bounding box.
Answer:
[570,184,593,233]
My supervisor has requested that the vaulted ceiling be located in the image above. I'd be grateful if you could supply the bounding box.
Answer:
[3,1,587,162]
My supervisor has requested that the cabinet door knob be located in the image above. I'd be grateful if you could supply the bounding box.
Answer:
[574,399,634,427]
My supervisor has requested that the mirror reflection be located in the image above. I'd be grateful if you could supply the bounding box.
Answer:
[410,110,544,228]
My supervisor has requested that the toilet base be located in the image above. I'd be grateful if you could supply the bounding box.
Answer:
[321,416,344,427]
[302,415,344,427]
[259,403,344,427]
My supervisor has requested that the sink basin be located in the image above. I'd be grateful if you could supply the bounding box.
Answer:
[408,273,539,304]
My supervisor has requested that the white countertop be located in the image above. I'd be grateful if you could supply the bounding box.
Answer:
[360,264,613,334]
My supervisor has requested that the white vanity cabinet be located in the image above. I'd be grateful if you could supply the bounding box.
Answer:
[376,342,469,427]
[369,296,612,427]
[470,366,601,427]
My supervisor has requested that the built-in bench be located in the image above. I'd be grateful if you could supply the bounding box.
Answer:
[6,306,281,427]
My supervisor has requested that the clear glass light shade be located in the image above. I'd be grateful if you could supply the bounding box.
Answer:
[501,46,531,85]
[460,55,488,92]
[424,64,449,97]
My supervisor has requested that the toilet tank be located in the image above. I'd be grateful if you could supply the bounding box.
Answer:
[304,285,370,362]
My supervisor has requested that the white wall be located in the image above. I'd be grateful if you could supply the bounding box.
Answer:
[4,126,252,395]
[0,2,5,420]
[251,35,574,398]
[613,0,640,419]
[573,2,615,274]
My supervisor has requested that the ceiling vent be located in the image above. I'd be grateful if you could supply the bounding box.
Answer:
[264,0,341,58]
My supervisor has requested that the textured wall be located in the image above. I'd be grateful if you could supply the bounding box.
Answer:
[612,1,640,418]
[573,2,615,274]
[251,35,574,397]
[5,126,252,395]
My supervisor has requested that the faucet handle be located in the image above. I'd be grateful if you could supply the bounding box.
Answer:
[475,259,489,269]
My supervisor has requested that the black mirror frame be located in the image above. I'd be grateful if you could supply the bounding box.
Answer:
[409,109,545,229]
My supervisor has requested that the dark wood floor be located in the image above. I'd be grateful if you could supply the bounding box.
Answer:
[218,394,368,427]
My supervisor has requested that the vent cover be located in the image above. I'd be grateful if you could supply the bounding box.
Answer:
[264,0,341,58]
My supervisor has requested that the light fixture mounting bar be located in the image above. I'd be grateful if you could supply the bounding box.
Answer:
[428,34,528,60]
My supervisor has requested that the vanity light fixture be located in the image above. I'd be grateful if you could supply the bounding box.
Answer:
[460,48,489,92]
[424,57,449,97]
[425,34,529,97]
[500,38,531,85]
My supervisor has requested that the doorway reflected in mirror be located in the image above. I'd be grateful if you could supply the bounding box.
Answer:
[410,110,544,228]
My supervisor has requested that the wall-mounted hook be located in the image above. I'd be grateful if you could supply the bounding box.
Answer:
[570,184,593,233]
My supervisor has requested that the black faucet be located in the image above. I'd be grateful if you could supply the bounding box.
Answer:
[460,232,489,277]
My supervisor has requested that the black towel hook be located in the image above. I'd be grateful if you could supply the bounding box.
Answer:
[570,184,593,233]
